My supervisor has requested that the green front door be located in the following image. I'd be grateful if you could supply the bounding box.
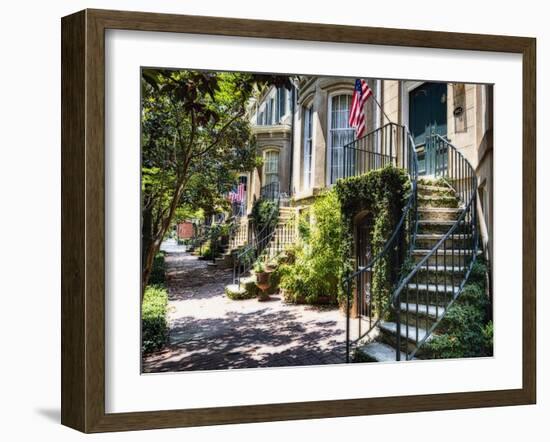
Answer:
[409,82,448,176]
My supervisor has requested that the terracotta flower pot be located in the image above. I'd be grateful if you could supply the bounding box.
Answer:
[255,271,272,301]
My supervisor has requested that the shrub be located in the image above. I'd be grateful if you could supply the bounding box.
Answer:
[279,190,345,304]
[424,260,493,359]
[225,277,258,300]
[148,252,166,286]
[251,199,278,233]
[142,285,168,353]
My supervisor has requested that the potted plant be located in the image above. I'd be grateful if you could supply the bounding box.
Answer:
[253,260,270,301]
[265,258,278,272]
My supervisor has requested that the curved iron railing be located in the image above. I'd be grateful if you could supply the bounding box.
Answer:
[260,181,280,201]
[344,123,419,362]
[392,135,478,360]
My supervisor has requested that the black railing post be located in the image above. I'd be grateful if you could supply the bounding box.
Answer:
[396,293,401,361]
[346,279,351,363]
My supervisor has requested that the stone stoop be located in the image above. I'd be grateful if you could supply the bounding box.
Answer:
[355,178,472,362]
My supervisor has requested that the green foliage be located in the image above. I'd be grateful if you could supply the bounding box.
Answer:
[148,252,166,286]
[353,348,377,363]
[251,199,278,233]
[279,190,345,304]
[277,166,410,307]
[225,277,258,300]
[235,245,256,269]
[173,205,203,224]
[424,260,493,359]
[253,260,266,273]
[142,285,168,353]
[335,165,410,313]
[140,69,268,288]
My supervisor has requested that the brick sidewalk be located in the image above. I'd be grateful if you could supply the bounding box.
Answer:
[142,252,349,372]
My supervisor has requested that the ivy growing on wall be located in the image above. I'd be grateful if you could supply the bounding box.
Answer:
[278,165,410,308]
[335,165,410,313]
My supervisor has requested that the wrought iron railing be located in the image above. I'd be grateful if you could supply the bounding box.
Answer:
[229,217,249,250]
[345,123,419,361]
[260,181,280,201]
[392,135,478,360]
[342,123,400,179]
[232,193,281,286]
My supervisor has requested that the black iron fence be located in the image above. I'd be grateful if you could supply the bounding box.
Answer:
[341,123,401,180]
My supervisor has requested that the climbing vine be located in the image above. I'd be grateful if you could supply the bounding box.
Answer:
[335,165,410,313]
[278,165,410,308]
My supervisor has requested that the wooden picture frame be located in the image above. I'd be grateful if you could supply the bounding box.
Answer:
[61,8,536,433]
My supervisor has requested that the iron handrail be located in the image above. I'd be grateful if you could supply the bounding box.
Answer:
[341,123,399,180]
[392,134,479,360]
[233,191,281,285]
[260,181,281,201]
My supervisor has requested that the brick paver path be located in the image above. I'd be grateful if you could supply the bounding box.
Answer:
[142,251,351,372]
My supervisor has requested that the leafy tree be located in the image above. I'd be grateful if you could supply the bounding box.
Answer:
[141,69,290,296]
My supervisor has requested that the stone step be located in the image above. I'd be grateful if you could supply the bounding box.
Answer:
[417,219,471,234]
[415,233,473,249]
[417,184,455,197]
[405,283,459,295]
[412,265,466,286]
[278,208,297,216]
[356,341,411,362]
[379,321,431,346]
[412,248,476,266]
[417,264,466,274]
[418,177,451,187]
[400,302,446,319]
[418,207,462,221]
[418,195,459,209]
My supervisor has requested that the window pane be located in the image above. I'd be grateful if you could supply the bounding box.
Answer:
[277,88,286,121]
[303,107,313,188]
[266,99,272,124]
[265,150,279,185]
[330,95,354,183]
[265,151,279,174]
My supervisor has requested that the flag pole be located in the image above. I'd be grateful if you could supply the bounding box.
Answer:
[369,88,393,125]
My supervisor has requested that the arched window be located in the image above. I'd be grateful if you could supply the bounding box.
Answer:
[264,150,279,185]
[328,94,354,183]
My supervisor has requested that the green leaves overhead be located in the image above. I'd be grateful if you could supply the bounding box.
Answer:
[140,68,290,291]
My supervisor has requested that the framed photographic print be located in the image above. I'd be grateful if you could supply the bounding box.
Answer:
[61,9,536,433]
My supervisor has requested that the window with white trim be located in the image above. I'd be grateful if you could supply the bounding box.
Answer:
[264,150,279,185]
[329,94,354,183]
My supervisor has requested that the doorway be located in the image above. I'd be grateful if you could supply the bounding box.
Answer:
[408,82,448,176]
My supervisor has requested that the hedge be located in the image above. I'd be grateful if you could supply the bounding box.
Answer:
[142,285,169,353]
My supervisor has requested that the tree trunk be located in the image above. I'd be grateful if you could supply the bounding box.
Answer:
[141,206,158,300]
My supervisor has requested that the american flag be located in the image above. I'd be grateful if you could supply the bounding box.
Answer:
[228,183,245,203]
[349,79,373,138]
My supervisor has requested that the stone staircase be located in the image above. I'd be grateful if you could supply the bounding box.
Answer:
[264,207,297,259]
[357,178,474,361]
